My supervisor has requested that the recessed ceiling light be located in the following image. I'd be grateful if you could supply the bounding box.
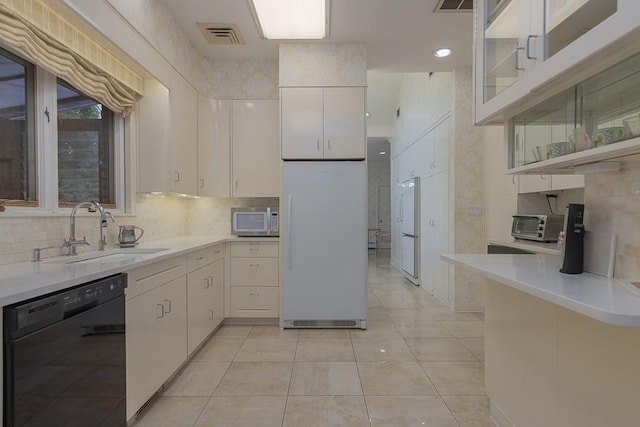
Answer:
[249,0,329,39]
[434,48,452,58]
[366,112,371,117]
[379,151,387,155]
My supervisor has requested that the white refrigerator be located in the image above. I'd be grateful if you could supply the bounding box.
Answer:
[281,161,367,329]
[401,177,420,284]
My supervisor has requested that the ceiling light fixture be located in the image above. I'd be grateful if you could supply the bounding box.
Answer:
[248,0,330,40]
[366,112,371,117]
[434,48,452,58]
[379,151,387,155]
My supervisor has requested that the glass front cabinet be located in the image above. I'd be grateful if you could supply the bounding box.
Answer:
[509,52,640,172]
[474,0,640,125]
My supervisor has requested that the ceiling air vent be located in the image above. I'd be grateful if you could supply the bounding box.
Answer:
[434,0,473,12]
[197,23,246,45]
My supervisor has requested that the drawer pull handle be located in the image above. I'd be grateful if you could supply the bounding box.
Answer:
[249,292,260,297]
[208,275,214,286]
[249,247,259,251]
[204,277,210,288]
[208,309,214,320]
[157,304,164,318]
[249,263,260,267]
[214,250,221,254]
[196,256,205,261]
[164,299,172,314]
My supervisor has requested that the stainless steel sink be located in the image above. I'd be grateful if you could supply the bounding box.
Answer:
[46,248,169,264]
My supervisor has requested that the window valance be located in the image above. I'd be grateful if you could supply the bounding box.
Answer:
[0,1,143,116]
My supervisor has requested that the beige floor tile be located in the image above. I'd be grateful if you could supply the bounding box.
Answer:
[295,338,355,361]
[366,396,459,427]
[214,326,254,338]
[163,361,230,397]
[282,396,369,427]
[351,337,416,362]
[233,337,298,362]
[387,308,436,323]
[192,338,245,362]
[213,362,292,396]
[458,337,485,362]
[367,307,391,320]
[298,328,351,338]
[421,362,486,396]
[194,396,286,427]
[349,320,401,339]
[413,291,448,308]
[367,297,382,308]
[440,321,485,338]
[377,294,420,308]
[473,312,485,321]
[425,308,480,321]
[442,395,492,427]
[406,338,478,362]
[134,396,208,427]
[289,362,362,395]
[358,362,438,395]
[248,326,299,339]
[394,320,453,338]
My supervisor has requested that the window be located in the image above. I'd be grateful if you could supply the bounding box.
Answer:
[0,47,125,211]
[57,80,116,207]
[0,48,35,205]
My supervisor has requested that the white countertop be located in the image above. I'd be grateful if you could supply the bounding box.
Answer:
[441,253,640,327]
[488,239,561,255]
[0,235,278,307]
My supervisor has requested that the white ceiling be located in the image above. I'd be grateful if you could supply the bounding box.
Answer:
[160,0,473,156]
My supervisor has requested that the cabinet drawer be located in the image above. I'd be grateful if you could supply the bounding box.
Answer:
[230,258,278,286]
[207,244,225,263]
[230,286,278,318]
[230,241,278,258]
[125,256,186,300]
[186,249,209,272]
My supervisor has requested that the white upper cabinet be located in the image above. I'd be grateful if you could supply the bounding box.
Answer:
[232,99,280,197]
[197,96,231,197]
[281,87,365,160]
[138,73,198,195]
[475,0,640,124]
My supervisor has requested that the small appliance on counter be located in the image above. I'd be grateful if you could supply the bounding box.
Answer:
[231,206,279,237]
[511,214,565,242]
[560,203,585,274]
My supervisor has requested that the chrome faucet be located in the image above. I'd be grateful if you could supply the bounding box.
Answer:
[63,201,114,255]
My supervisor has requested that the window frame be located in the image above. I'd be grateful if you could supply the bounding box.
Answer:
[0,58,128,216]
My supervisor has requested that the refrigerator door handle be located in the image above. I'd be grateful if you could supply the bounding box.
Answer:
[288,194,293,270]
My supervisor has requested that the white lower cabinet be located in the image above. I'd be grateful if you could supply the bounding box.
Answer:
[229,241,279,318]
[187,258,224,355]
[126,274,187,420]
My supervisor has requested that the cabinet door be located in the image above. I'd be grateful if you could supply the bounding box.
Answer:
[158,276,188,382]
[170,73,198,195]
[197,96,231,197]
[126,274,187,417]
[518,174,551,193]
[138,79,172,193]
[323,87,366,159]
[420,176,435,295]
[433,172,450,306]
[281,87,324,159]
[187,260,223,355]
[414,131,434,178]
[232,99,280,197]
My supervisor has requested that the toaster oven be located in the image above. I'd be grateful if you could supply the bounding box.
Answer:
[511,214,564,242]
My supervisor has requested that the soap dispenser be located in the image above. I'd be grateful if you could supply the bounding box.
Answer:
[560,203,585,274]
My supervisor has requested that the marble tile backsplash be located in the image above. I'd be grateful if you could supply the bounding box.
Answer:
[0,194,277,265]
[584,157,640,281]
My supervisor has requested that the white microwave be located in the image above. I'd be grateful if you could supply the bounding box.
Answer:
[231,207,279,237]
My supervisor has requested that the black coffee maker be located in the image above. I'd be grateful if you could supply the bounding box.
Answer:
[560,203,585,274]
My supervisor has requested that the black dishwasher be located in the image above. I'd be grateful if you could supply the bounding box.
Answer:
[3,274,127,427]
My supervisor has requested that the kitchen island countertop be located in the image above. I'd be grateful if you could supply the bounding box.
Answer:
[0,235,278,306]
[441,253,640,327]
